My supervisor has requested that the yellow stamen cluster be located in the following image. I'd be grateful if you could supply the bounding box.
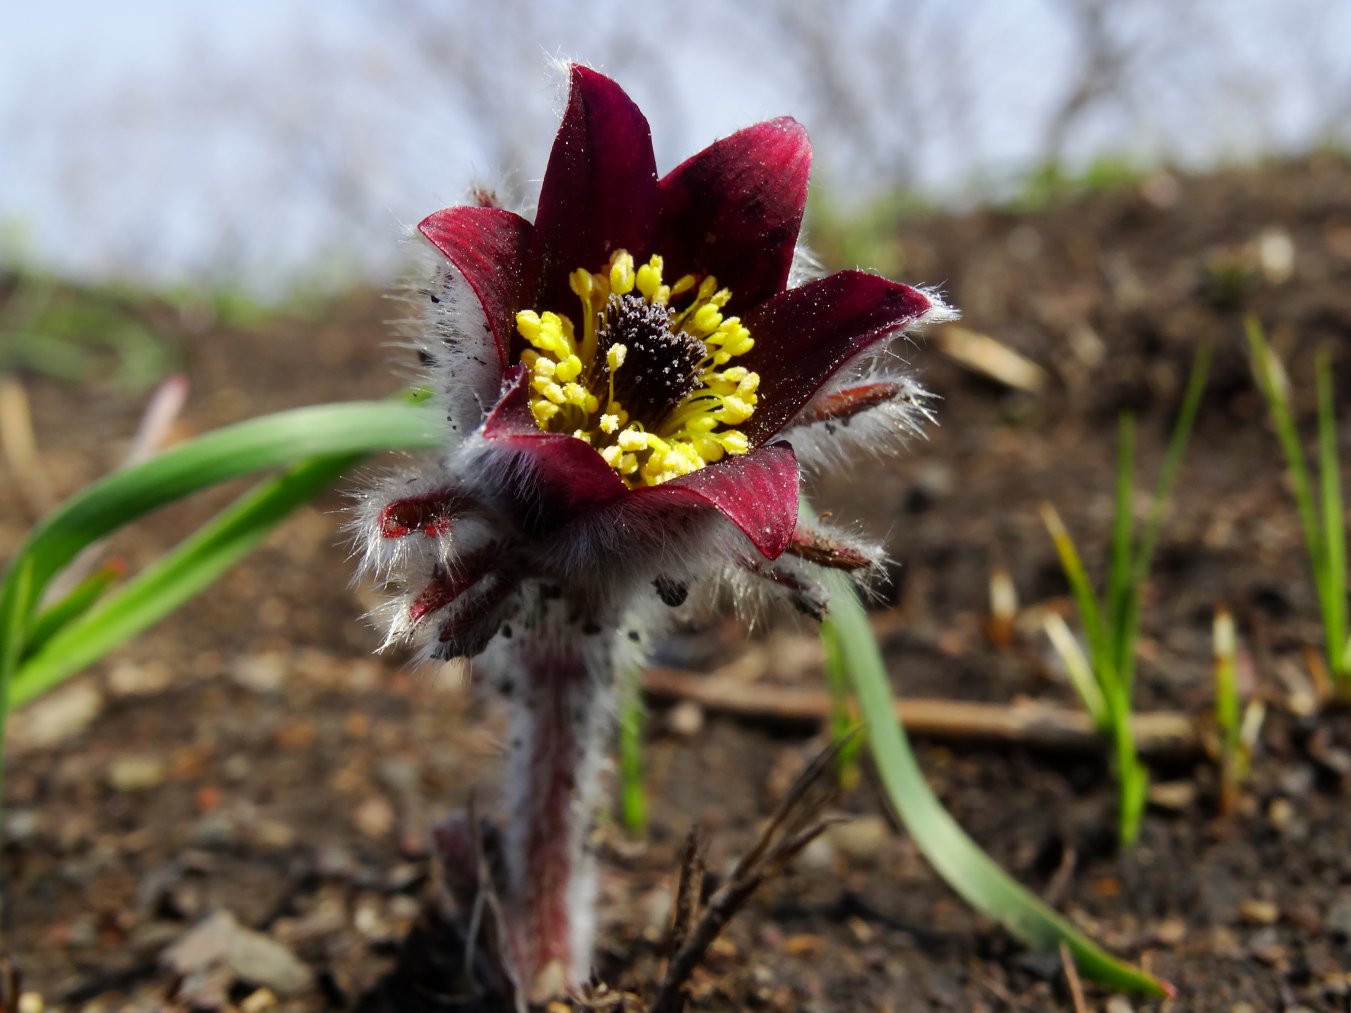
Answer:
[515,250,760,487]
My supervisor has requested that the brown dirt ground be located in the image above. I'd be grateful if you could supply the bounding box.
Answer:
[3,154,1351,1012]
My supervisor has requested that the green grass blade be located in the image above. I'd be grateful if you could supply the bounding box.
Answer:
[1106,413,1136,677]
[823,619,865,787]
[1040,503,1107,678]
[1247,320,1326,597]
[0,398,440,761]
[21,562,123,659]
[1041,613,1108,728]
[1315,347,1347,679]
[1137,345,1211,576]
[10,453,358,707]
[820,571,1171,997]
[3,400,440,625]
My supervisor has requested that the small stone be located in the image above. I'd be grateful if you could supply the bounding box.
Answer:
[248,818,298,850]
[230,653,286,694]
[1248,926,1285,964]
[1278,763,1314,797]
[353,898,394,942]
[107,755,167,792]
[1257,227,1296,284]
[3,808,42,844]
[191,811,239,847]
[1268,797,1295,829]
[1240,899,1279,925]
[353,796,395,840]
[666,700,704,738]
[107,660,172,697]
[1146,780,1196,811]
[1327,894,1351,940]
[164,910,312,996]
[13,682,103,749]
[226,928,312,996]
[240,989,277,1012]
[1155,917,1186,945]
[17,992,43,1013]
[821,816,891,862]
[1105,998,1134,1013]
[164,911,238,974]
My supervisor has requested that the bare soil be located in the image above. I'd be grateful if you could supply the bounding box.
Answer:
[3,155,1351,1011]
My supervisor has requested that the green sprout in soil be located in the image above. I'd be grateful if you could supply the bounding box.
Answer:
[1246,318,1350,696]
[1040,346,1210,845]
[1213,605,1264,816]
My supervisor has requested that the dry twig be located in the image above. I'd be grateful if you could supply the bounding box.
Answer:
[650,737,851,1013]
[642,666,1200,759]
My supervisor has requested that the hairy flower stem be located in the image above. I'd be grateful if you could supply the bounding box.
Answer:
[498,621,616,996]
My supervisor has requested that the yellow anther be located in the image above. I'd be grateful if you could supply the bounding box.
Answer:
[606,343,628,370]
[554,354,583,382]
[636,256,664,300]
[720,431,749,455]
[600,413,620,434]
[617,429,648,453]
[542,382,565,404]
[516,310,542,342]
[610,252,636,296]
[570,268,593,301]
[692,303,722,334]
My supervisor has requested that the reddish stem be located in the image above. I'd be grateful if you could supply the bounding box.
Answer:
[499,627,613,997]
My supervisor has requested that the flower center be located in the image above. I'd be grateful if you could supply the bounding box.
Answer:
[514,251,760,487]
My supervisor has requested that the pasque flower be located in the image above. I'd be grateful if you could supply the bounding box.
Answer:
[355,64,951,999]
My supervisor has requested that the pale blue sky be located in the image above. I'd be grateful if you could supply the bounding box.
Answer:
[2,0,1348,295]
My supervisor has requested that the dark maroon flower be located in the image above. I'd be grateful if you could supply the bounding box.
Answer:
[354,64,950,998]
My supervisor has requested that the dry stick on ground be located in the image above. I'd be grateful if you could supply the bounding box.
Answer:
[643,666,1201,760]
[1060,941,1089,1013]
[0,377,55,519]
[650,737,852,1013]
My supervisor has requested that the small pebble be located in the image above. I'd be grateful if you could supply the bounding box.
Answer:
[1155,917,1186,944]
[353,796,395,840]
[240,989,278,1012]
[13,682,103,749]
[821,815,891,863]
[107,660,173,697]
[231,653,287,693]
[1240,899,1279,925]
[1146,780,1196,810]
[107,755,168,792]
[667,700,704,737]
[1326,894,1351,940]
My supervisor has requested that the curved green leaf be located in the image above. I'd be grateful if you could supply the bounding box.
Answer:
[820,571,1174,998]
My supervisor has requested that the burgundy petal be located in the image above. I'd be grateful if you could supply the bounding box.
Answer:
[657,117,810,312]
[481,366,630,514]
[418,206,533,369]
[739,272,934,444]
[530,65,659,314]
[632,443,799,559]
